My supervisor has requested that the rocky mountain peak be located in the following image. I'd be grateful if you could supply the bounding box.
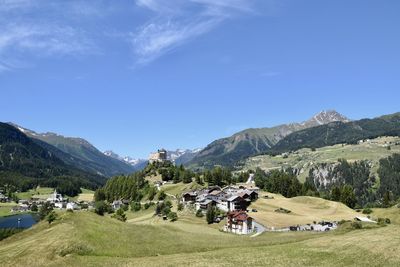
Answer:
[302,110,350,127]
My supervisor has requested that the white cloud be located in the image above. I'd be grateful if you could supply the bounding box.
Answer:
[0,23,97,56]
[132,0,257,64]
[0,1,103,72]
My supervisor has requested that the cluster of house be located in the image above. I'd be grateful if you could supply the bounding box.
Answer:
[182,184,260,235]
[0,192,9,203]
[10,190,90,213]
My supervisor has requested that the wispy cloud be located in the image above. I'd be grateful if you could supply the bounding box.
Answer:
[0,1,104,72]
[132,0,257,64]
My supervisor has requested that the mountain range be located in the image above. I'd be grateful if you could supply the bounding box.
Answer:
[103,148,203,168]
[270,112,400,154]
[187,110,350,168]
[9,124,136,177]
[0,122,106,195]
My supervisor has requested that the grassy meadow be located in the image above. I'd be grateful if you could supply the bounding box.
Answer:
[1,192,400,267]
[242,136,400,182]
[249,193,359,228]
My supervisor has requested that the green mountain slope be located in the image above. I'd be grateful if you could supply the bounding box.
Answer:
[270,112,400,154]
[188,110,349,168]
[11,124,135,177]
[0,123,105,194]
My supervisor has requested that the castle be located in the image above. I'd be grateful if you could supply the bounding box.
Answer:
[149,149,168,163]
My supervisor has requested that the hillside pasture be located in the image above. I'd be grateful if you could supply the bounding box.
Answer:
[243,136,400,182]
[250,193,359,228]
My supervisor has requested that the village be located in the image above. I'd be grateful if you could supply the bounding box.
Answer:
[0,149,377,236]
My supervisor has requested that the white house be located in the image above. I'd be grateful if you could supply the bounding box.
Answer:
[223,211,254,235]
[47,190,64,203]
[66,202,79,210]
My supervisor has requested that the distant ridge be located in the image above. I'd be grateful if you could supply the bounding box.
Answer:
[187,110,350,168]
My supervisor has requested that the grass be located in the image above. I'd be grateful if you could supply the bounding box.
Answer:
[161,182,204,197]
[249,193,359,228]
[0,202,17,217]
[1,210,400,267]
[76,189,95,202]
[242,136,400,182]
[16,187,54,200]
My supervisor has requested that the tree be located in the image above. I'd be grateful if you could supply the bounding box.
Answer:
[39,202,54,220]
[30,203,38,212]
[177,202,184,211]
[94,201,110,216]
[147,186,157,201]
[94,188,106,201]
[331,186,341,201]
[168,212,178,222]
[112,208,127,222]
[46,211,58,224]
[158,190,167,201]
[382,191,392,208]
[131,202,141,212]
[206,206,216,224]
[340,185,357,209]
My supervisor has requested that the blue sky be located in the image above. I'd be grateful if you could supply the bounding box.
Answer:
[1,0,399,158]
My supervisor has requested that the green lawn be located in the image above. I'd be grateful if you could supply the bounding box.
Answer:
[16,187,54,200]
[0,202,17,217]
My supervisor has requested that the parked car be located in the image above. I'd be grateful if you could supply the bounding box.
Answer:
[251,209,258,212]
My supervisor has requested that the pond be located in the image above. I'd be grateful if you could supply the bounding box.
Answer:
[0,214,39,229]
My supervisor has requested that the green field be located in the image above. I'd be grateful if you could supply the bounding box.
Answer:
[242,136,400,182]
[1,192,400,267]
[16,187,54,200]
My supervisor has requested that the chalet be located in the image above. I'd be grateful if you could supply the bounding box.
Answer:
[223,211,254,235]
[226,196,247,212]
[195,199,216,211]
[182,192,197,203]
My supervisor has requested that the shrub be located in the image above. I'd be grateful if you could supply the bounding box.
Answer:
[196,209,204,217]
[131,202,141,212]
[158,190,167,201]
[168,212,178,222]
[177,203,184,211]
[377,217,391,225]
[362,208,373,214]
[351,221,363,229]
[94,201,111,216]
[39,202,54,220]
[112,208,127,222]
[46,211,58,224]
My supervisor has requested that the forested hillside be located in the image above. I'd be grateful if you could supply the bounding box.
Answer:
[11,124,135,177]
[0,123,106,196]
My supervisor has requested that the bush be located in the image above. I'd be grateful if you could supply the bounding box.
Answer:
[94,201,111,216]
[112,208,127,222]
[39,202,54,220]
[158,190,167,201]
[177,203,184,211]
[168,212,178,222]
[196,209,204,217]
[377,217,391,225]
[362,208,373,214]
[131,202,141,212]
[46,211,58,224]
[351,221,363,229]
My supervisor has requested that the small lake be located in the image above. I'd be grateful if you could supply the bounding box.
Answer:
[0,214,39,229]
